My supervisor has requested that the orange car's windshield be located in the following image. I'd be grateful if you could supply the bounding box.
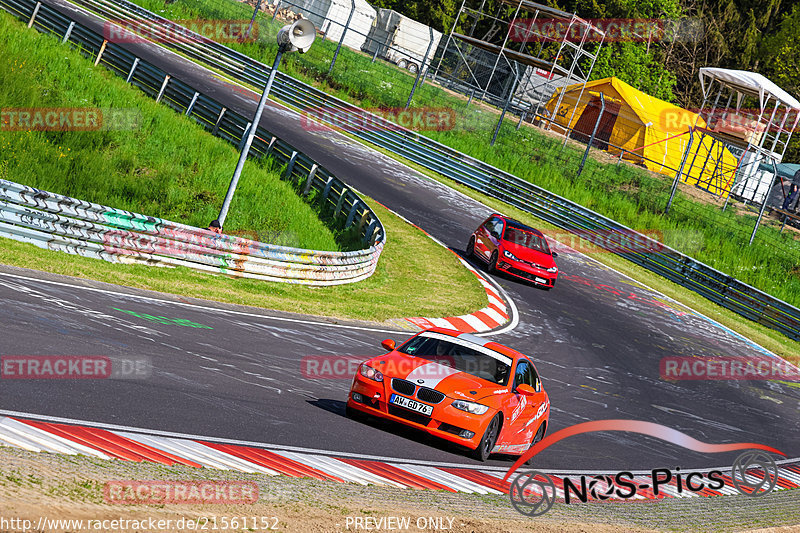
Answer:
[398,336,510,386]
[504,227,550,254]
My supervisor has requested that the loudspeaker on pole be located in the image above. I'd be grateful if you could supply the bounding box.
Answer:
[277,19,316,53]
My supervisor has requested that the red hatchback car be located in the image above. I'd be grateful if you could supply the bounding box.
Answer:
[467,214,559,288]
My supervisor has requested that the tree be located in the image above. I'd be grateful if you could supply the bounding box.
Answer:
[369,0,458,33]
[558,0,683,101]
[592,42,677,100]
[759,4,800,162]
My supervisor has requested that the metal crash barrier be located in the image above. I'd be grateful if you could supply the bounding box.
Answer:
[0,0,385,285]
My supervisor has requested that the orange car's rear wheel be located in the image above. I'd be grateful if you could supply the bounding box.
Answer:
[525,422,546,465]
[472,413,501,462]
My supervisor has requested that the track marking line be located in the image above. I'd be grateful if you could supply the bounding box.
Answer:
[0,270,404,334]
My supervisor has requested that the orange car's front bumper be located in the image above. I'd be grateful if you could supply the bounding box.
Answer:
[347,374,496,451]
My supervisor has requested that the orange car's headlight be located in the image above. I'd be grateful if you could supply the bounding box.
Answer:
[359,364,384,382]
[451,399,489,415]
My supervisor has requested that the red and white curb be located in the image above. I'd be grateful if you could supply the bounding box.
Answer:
[1,414,798,500]
[406,257,510,333]
[370,200,514,335]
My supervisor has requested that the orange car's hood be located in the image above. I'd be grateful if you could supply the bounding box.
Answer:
[377,353,509,400]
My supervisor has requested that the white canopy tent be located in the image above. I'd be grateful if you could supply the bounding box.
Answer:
[699,68,800,112]
[673,68,800,244]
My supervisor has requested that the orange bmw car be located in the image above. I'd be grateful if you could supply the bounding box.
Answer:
[346,328,550,461]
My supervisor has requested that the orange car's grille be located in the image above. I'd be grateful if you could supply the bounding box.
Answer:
[417,387,445,404]
[391,378,416,396]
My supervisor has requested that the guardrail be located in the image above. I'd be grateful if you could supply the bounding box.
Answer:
[0,179,382,284]
[5,0,800,340]
[0,0,385,285]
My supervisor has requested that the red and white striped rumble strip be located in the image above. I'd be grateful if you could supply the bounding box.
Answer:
[407,258,509,333]
[1,416,798,500]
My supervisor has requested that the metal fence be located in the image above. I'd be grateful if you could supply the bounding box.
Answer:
[4,0,800,341]
[0,0,385,285]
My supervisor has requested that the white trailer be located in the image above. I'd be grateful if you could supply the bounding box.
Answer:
[363,9,442,74]
[288,0,376,51]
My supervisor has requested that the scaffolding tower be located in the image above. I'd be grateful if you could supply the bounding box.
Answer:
[432,0,604,126]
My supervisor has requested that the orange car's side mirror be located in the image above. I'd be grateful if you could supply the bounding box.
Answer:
[381,339,396,351]
[516,384,537,396]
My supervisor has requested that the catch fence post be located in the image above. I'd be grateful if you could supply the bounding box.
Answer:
[328,0,354,74]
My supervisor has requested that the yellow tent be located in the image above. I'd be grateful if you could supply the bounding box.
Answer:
[545,77,740,197]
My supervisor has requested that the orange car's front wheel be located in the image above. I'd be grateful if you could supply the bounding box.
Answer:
[472,413,501,462]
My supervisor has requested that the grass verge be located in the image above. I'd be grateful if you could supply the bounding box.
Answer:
[122,0,800,308]
[2,444,799,532]
[0,193,487,322]
[0,9,487,322]
[0,10,338,251]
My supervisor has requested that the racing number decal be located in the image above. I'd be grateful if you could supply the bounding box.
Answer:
[534,399,549,421]
[510,395,527,424]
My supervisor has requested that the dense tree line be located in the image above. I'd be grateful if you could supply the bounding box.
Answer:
[377,0,800,160]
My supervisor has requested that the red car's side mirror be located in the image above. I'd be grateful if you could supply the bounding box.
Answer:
[381,339,396,351]
[516,384,537,396]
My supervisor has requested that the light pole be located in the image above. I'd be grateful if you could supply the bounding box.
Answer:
[217,19,316,229]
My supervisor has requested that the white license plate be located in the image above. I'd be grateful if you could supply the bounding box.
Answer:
[535,277,547,284]
[390,394,433,416]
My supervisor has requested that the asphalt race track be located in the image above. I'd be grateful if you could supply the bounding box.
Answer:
[1,0,799,472]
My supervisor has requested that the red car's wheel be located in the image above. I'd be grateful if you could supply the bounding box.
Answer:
[488,251,498,273]
[467,236,476,258]
[472,413,501,462]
